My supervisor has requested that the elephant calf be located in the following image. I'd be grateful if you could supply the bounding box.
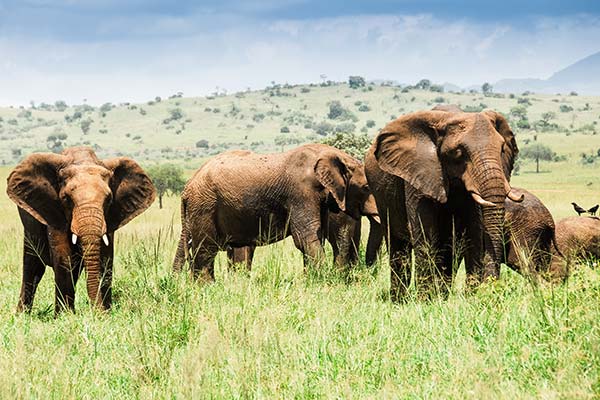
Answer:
[173,144,379,280]
[503,188,561,279]
[7,147,156,313]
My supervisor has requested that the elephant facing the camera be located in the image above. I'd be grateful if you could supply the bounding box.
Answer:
[7,147,156,313]
[173,144,379,280]
[365,109,521,298]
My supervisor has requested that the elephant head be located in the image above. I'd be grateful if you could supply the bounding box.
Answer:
[314,151,380,223]
[7,147,156,308]
[373,110,520,278]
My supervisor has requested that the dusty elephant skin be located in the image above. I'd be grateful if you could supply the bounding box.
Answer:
[6,147,156,313]
[172,144,379,280]
[552,217,600,273]
[224,212,381,270]
[365,108,521,299]
[503,187,560,280]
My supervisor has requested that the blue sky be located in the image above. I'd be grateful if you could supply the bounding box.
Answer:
[1,0,599,105]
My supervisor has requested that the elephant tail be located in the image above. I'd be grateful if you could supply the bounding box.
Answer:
[173,199,189,272]
[551,230,563,258]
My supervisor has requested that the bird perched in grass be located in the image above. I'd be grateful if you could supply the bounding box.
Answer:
[572,202,587,216]
[588,204,599,216]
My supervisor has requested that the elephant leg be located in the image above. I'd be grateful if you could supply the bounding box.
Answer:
[227,246,255,271]
[406,188,447,296]
[17,232,49,313]
[48,228,79,314]
[366,219,383,266]
[388,234,412,302]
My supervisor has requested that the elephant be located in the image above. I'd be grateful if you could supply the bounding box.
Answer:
[172,144,379,280]
[221,212,382,270]
[503,187,560,279]
[553,216,600,264]
[6,147,156,313]
[363,187,559,279]
[365,108,521,298]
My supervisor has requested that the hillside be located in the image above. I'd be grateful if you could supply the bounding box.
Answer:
[1,82,600,169]
[494,51,600,95]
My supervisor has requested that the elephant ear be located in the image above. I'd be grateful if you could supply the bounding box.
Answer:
[374,111,449,203]
[484,110,519,179]
[6,153,68,228]
[314,152,348,212]
[103,157,157,231]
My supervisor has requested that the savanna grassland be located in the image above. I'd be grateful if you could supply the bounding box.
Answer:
[0,82,599,398]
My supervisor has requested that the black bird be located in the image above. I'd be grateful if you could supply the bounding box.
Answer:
[588,204,599,216]
[572,202,587,216]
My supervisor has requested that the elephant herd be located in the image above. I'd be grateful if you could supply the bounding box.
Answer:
[6,107,599,314]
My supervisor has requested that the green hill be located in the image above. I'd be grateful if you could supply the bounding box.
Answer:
[1,81,600,169]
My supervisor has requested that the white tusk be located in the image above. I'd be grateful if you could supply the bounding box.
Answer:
[102,234,109,246]
[470,192,497,208]
[507,189,524,203]
[72,234,78,245]
[188,239,192,245]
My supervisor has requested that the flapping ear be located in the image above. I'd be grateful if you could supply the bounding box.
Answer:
[374,111,449,203]
[314,152,348,212]
[483,110,519,179]
[6,153,68,228]
[103,157,156,231]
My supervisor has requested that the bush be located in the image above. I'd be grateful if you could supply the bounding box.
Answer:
[366,120,376,128]
[313,121,335,136]
[196,140,209,148]
[280,126,290,133]
[348,76,366,89]
[358,104,371,112]
[560,105,573,113]
[327,101,357,122]
[321,132,371,159]
[432,96,445,103]
[335,122,356,133]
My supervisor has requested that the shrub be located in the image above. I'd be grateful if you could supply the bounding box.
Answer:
[560,105,573,113]
[327,101,357,122]
[280,126,290,133]
[321,132,371,159]
[366,120,376,128]
[358,104,371,112]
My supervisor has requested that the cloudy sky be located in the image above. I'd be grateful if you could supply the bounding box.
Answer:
[1,0,599,105]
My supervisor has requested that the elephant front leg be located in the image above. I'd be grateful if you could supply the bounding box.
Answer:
[18,232,50,313]
[48,228,78,314]
[388,235,412,302]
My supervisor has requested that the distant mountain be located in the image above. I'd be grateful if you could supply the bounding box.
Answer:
[493,51,600,95]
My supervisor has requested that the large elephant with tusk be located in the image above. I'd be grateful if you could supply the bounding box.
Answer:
[365,107,521,298]
[7,147,156,313]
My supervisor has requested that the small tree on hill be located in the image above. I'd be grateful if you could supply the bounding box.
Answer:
[147,164,186,209]
[348,76,366,89]
[482,82,493,95]
[520,143,555,173]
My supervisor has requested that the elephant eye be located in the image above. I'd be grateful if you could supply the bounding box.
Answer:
[449,148,463,160]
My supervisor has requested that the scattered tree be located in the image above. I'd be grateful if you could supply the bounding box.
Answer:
[147,164,186,209]
[482,82,493,95]
[520,143,555,173]
[321,132,371,159]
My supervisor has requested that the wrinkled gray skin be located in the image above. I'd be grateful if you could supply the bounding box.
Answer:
[503,187,561,279]
[551,216,600,277]
[224,212,381,270]
[365,108,520,298]
[173,144,379,280]
[6,147,156,313]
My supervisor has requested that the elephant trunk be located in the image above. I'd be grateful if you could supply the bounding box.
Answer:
[469,154,508,280]
[71,206,107,309]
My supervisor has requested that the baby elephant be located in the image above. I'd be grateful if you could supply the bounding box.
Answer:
[173,144,379,280]
[503,187,561,280]
[7,147,156,313]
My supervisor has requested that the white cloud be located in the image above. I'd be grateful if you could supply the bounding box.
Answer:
[0,13,599,105]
